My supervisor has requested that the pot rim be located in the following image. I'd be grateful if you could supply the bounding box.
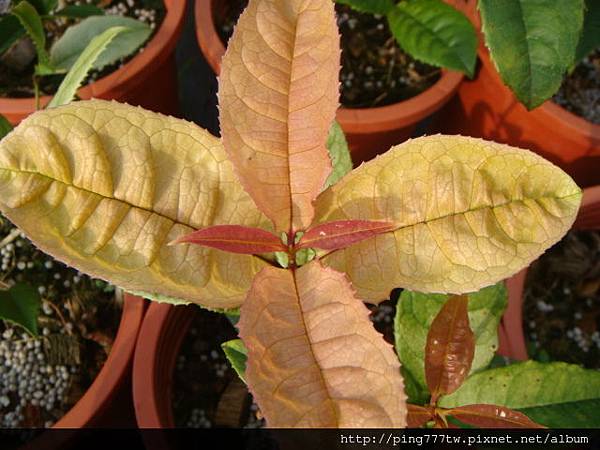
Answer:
[194,0,464,134]
[50,292,146,428]
[0,0,186,121]
[461,0,600,140]
[133,302,195,428]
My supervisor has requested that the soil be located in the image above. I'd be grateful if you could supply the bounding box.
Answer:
[214,1,441,108]
[553,48,600,124]
[523,230,600,369]
[171,299,397,428]
[0,0,165,98]
[0,216,121,429]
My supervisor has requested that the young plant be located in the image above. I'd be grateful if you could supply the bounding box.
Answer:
[0,0,583,427]
[1,0,151,106]
[397,290,600,428]
[338,0,600,109]
[336,0,478,77]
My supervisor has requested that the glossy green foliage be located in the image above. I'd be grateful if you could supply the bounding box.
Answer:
[388,0,476,76]
[50,16,151,71]
[0,115,12,140]
[324,121,353,189]
[439,361,600,428]
[48,26,127,107]
[221,339,248,383]
[0,283,41,336]
[479,0,585,109]
[575,0,600,63]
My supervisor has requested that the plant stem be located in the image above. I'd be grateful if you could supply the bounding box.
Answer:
[33,75,40,110]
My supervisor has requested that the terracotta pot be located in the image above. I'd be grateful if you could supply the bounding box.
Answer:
[1,0,186,125]
[194,0,464,164]
[441,2,600,189]
[499,186,600,360]
[133,302,251,444]
[133,302,194,430]
[20,293,146,449]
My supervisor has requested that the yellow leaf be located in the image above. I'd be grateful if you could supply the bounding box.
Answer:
[219,0,340,234]
[239,260,406,427]
[314,135,582,302]
[0,100,270,309]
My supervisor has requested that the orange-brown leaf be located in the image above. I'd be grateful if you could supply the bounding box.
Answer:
[407,404,434,428]
[425,295,475,404]
[298,220,395,250]
[448,404,545,428]
[238,260,406,427]
[219,0,340,233]
[170,225,286,254]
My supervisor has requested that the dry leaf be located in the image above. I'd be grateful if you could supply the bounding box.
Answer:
[425,295,474,404]
[238,260,406,427]
[219,0,340,233]
[315,135,582,302]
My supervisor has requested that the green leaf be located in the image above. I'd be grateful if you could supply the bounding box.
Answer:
[48,26,127,108]
[225,308,240,327]
[51,5,104,18]
[324,121,353,189]
[0,14,26,56]
[0,283,41,336]
[575,0,600,63]
[519,398,600,428]
[28,0,58,14]
[221,339,247,383]
[387,0,476,76]
[50,16,151,71]
[439,361,600,428]
[479,0,585,109]
[11,0,51,67]
[394,283,507,397]
[335,0,394,15]
[0,114,13,140]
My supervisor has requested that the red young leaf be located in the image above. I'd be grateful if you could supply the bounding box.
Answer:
[407,404,434,428]
[449,404,545,428]
[298,220,395,250]
[170,225,286,255]
[425,295,475,404]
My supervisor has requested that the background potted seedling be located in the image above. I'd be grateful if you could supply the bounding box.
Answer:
[0,25,145,444]
[397,291,600,428]
[0,0,185,125]
[442,0,600,189]
[194,0,474,164]
[0,0,583,429]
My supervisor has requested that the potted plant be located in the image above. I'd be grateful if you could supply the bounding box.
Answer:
[194,0,476,164]
[0,0,585,429]
[0,0,186,125]
[0,26,147,444]
[442,0,600,188]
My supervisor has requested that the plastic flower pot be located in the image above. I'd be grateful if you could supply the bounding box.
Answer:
[499,186,600,360]
[0,0,186,125]
[194,0,465,165]
[19,293,146,450]
[441,1,600,189]
[133,302,251,444]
